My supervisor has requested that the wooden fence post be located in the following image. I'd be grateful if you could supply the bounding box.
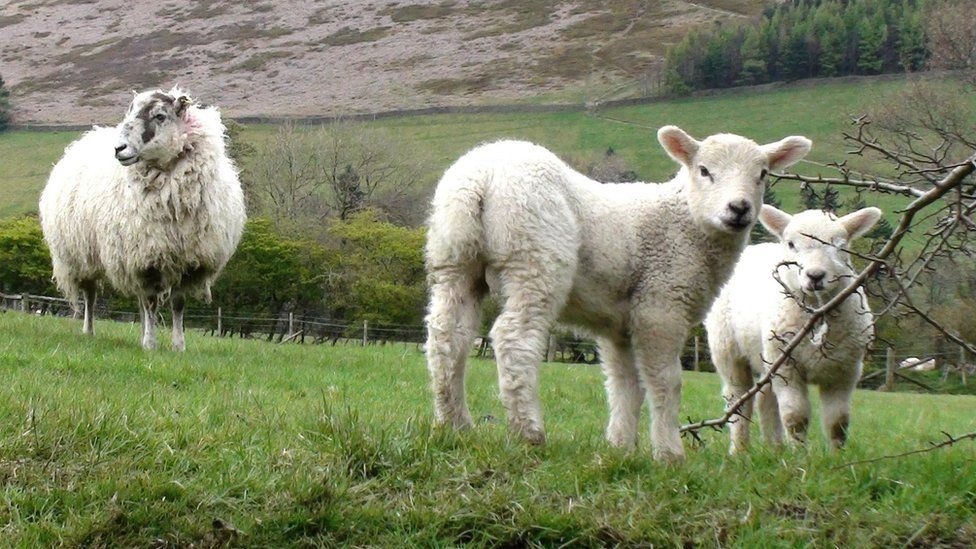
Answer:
[288,312,295,338]
[217,307,222,337]
[693,336,700,371]
[884,347,896,391]
[362,320,368,346]
[961,346,969,386]
[546,334,557,362]
[21,294,29,313]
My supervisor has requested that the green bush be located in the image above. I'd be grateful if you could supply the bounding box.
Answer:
[0,215,54,295]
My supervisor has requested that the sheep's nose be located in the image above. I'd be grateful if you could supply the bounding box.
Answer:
[727,200,751,217]
[114,144,127,154]
[807,270,826,283]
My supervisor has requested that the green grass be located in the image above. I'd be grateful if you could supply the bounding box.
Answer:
[1,312,974,546]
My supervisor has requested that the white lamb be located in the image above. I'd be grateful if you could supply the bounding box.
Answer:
[424,127,811,461]
[39,87,246,351]
[705,205,880,453]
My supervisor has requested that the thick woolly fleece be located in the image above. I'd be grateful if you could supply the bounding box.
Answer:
[705,207,879,454]
[39,92,245,349]
[424,128,811,461]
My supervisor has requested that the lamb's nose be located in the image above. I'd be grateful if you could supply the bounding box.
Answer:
[727,200,751,217]
[114,144,127,154]
[807,270,826,283]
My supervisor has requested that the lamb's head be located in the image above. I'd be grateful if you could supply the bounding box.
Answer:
[658,126,811,234]
[114,87,195,168]
[760,205,882,296]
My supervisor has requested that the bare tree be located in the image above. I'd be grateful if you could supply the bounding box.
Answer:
[926,0,976,83]
[248,122,426,229]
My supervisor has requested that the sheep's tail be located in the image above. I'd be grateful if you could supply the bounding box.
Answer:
[425,161,489,274]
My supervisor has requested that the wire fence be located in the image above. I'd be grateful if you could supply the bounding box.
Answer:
[1,291,972,386]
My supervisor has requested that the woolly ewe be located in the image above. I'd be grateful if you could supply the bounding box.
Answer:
[424,127,811,461]
[39,87,245,350]
[705,206,881,453]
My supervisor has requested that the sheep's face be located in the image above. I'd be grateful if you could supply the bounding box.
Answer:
[760,206,882,296]
[657,126,811,234]
[115,89,192,168]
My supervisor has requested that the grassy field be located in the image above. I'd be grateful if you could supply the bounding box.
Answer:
[2,77,966,234]
[0,312,973,546]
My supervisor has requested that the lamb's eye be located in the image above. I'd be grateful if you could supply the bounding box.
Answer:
[699,166,710,178]
[760,168,768,179]
[154,113,166,122]
[788,241,796,251]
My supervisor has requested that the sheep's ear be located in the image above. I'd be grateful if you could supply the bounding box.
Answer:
[839,207,882,240]
[759,204,792,239]
[657,125,700,167]
[175,95,192,116]
[762,136,812,171]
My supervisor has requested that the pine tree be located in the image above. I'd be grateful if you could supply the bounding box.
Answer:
[738,28,768,85]
[857,13,888,74]
[0,74,11,131]
[897,6,926,71]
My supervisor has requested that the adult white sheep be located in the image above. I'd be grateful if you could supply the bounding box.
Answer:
[424,127,811,462]
[705,205,880,453]
[39,87,245,350]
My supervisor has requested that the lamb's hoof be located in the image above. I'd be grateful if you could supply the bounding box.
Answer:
[172,343,186,353]
[652,447,686,464]
[518,426,547,446]
[142,340,158,351]
[436,414,474,430]
[606,432,638,452]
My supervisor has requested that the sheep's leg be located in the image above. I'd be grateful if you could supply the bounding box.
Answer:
[139,296,159,350]
[756,385,785,447]
[770,366,810,446]
[171,294,186,352]
[600,337,643,450]
[80,280,97,336]
[819,375,857,451]
[425,269,483,429]
[722,358,755,455]
[632,316,687,463]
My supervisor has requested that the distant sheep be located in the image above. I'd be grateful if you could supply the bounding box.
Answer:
[39,87,246,350]
[901,357,938,372]
[424,127,811,461]
[705,206,881,453]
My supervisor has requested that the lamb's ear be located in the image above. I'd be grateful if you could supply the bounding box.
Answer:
[762,136,812,171]
[657,125,700,167]
[759,204,792,239]
[839,207,882,240]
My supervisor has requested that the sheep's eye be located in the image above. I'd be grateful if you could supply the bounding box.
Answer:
[699,166,710,178]
[788,241,796,251]
[760,168,768,179]
[154,113,166,122]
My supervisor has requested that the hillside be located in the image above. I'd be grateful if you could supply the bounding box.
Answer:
[0,0,770,124]
[0,312,973,545]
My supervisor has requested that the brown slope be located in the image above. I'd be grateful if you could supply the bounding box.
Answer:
[0,0,767,124]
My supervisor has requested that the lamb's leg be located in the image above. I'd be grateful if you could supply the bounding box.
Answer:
[632,315,687,463]
[425,269,483,429]
[770,365,811,446]
[600,337,643,450]
[490,308,553,445]
[756,384,785,447]
[819,376,857,451]
[80,280,97,336]
[171,294,186,352]
[722,358,755,455]
[139,296,159,350]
